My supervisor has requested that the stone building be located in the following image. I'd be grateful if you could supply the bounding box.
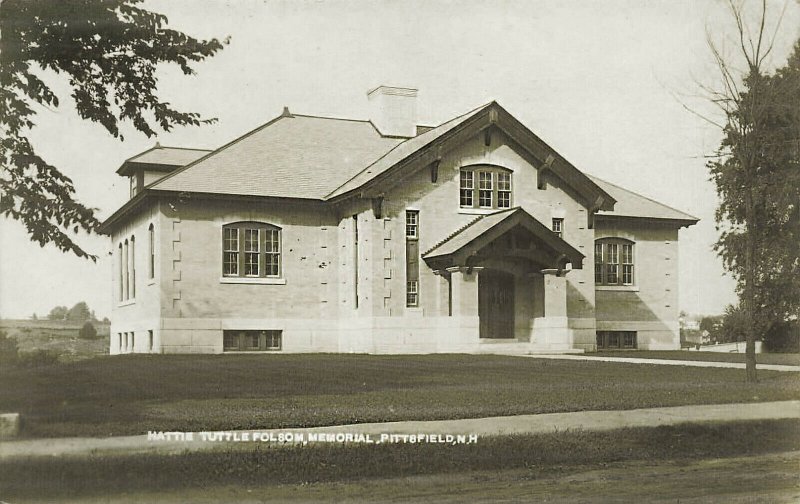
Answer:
[99,86,697,354]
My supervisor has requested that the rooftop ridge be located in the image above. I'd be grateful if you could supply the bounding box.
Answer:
[146,145,213,152]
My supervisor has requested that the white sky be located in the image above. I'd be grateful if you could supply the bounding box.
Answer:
[1,0,798,319]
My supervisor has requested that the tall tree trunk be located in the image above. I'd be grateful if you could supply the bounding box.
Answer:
[744,187,757,383]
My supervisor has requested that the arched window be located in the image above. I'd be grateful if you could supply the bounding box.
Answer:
[222,222,282,278]
[148,224,155,279]
[130,235,135,298]
[123,239,129,300]
[595,238,634,286]
[118,244,123,301]
[459,165,512,209]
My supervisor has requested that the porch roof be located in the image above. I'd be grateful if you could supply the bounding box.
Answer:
[422,207,585,269]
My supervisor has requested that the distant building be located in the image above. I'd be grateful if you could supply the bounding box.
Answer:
[100,86,698,355]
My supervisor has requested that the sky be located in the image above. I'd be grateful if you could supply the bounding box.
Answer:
[1,0,799,320]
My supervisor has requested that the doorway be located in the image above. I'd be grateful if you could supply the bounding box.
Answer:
[478,269,515,339]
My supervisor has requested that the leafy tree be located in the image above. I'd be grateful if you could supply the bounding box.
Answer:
[47,305,68,320]
[719,304,748,343]
[67,301,91,322]
[31,312,38,321]
[79,321,98,339]
[0,0,225,258]
[705,1,799,381]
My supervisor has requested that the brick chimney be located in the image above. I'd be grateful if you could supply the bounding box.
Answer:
[367,85,418,138]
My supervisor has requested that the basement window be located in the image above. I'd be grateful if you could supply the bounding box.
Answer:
[596,331,637,350]
[223,330,282,352]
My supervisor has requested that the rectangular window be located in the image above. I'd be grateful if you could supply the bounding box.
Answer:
[606,243,619,284]
[406,280,419,307]
[622,243,634,285]
[460,170,474,207]
[130,237,135,298]
[594,243,603,284]
[478,171,493,207]
[244,229,260,276]
[118,245,123,301]
[264,229,281,277]
[130,332,135,351]
[245,332,259,350]
[552,218,564,239]
[352,216,358,309]
[406,210,420,307]
[130,176,137,198]
[265,331,282,351]
[148,330,153,352]
[597,331,637,350]
[497,172,511,208]
[118,333,122,351]
[623,332,636,348]
[148,225,155,279]
[223,228,239,276]
[223,332,239,351]
[405,210,419,238]
[223,330,282,352]
[123,241,129,300]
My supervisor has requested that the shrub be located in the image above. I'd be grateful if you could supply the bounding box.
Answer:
[0,331,19,366]
[17,349,61,367]
[763,321,800,353]
[79,322,98,340]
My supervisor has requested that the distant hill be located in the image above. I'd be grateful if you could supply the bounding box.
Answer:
[0,319,109,362]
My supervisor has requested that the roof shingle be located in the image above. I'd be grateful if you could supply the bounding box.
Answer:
[151,115,403,199]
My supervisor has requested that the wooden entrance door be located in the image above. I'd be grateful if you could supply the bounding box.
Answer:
[479,270,515,339]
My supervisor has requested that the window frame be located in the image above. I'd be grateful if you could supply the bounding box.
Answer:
[405,210,420,308]
[221,222,282,280]
[223,330,283,352]
[594,238,635,286]
[596,331,637,350]
[459,166,513,210]
[552,218,564,239]
[148,224,155,280]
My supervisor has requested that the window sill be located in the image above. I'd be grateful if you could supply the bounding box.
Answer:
[595,285,639,292]
[118,299,136,307]
[458,208,510,215]
[220,277,286,285]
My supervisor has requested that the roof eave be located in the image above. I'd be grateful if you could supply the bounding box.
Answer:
[98,192,150,235]
[595,213,699,228]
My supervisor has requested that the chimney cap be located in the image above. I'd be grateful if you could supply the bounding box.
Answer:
[281,106,293,118]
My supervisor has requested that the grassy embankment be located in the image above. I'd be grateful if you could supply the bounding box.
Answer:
[2,419,798,500]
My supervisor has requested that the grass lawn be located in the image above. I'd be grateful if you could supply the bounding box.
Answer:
[0,354,797,438]
[2,419,799,500]
[589,350,800,366]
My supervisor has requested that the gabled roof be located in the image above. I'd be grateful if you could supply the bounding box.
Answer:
[151,114,404,199]
[116,146,211,176]
[423,207,585,268]
[588,175,699,225]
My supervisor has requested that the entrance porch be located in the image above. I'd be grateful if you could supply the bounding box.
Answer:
[424,208,585,352]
